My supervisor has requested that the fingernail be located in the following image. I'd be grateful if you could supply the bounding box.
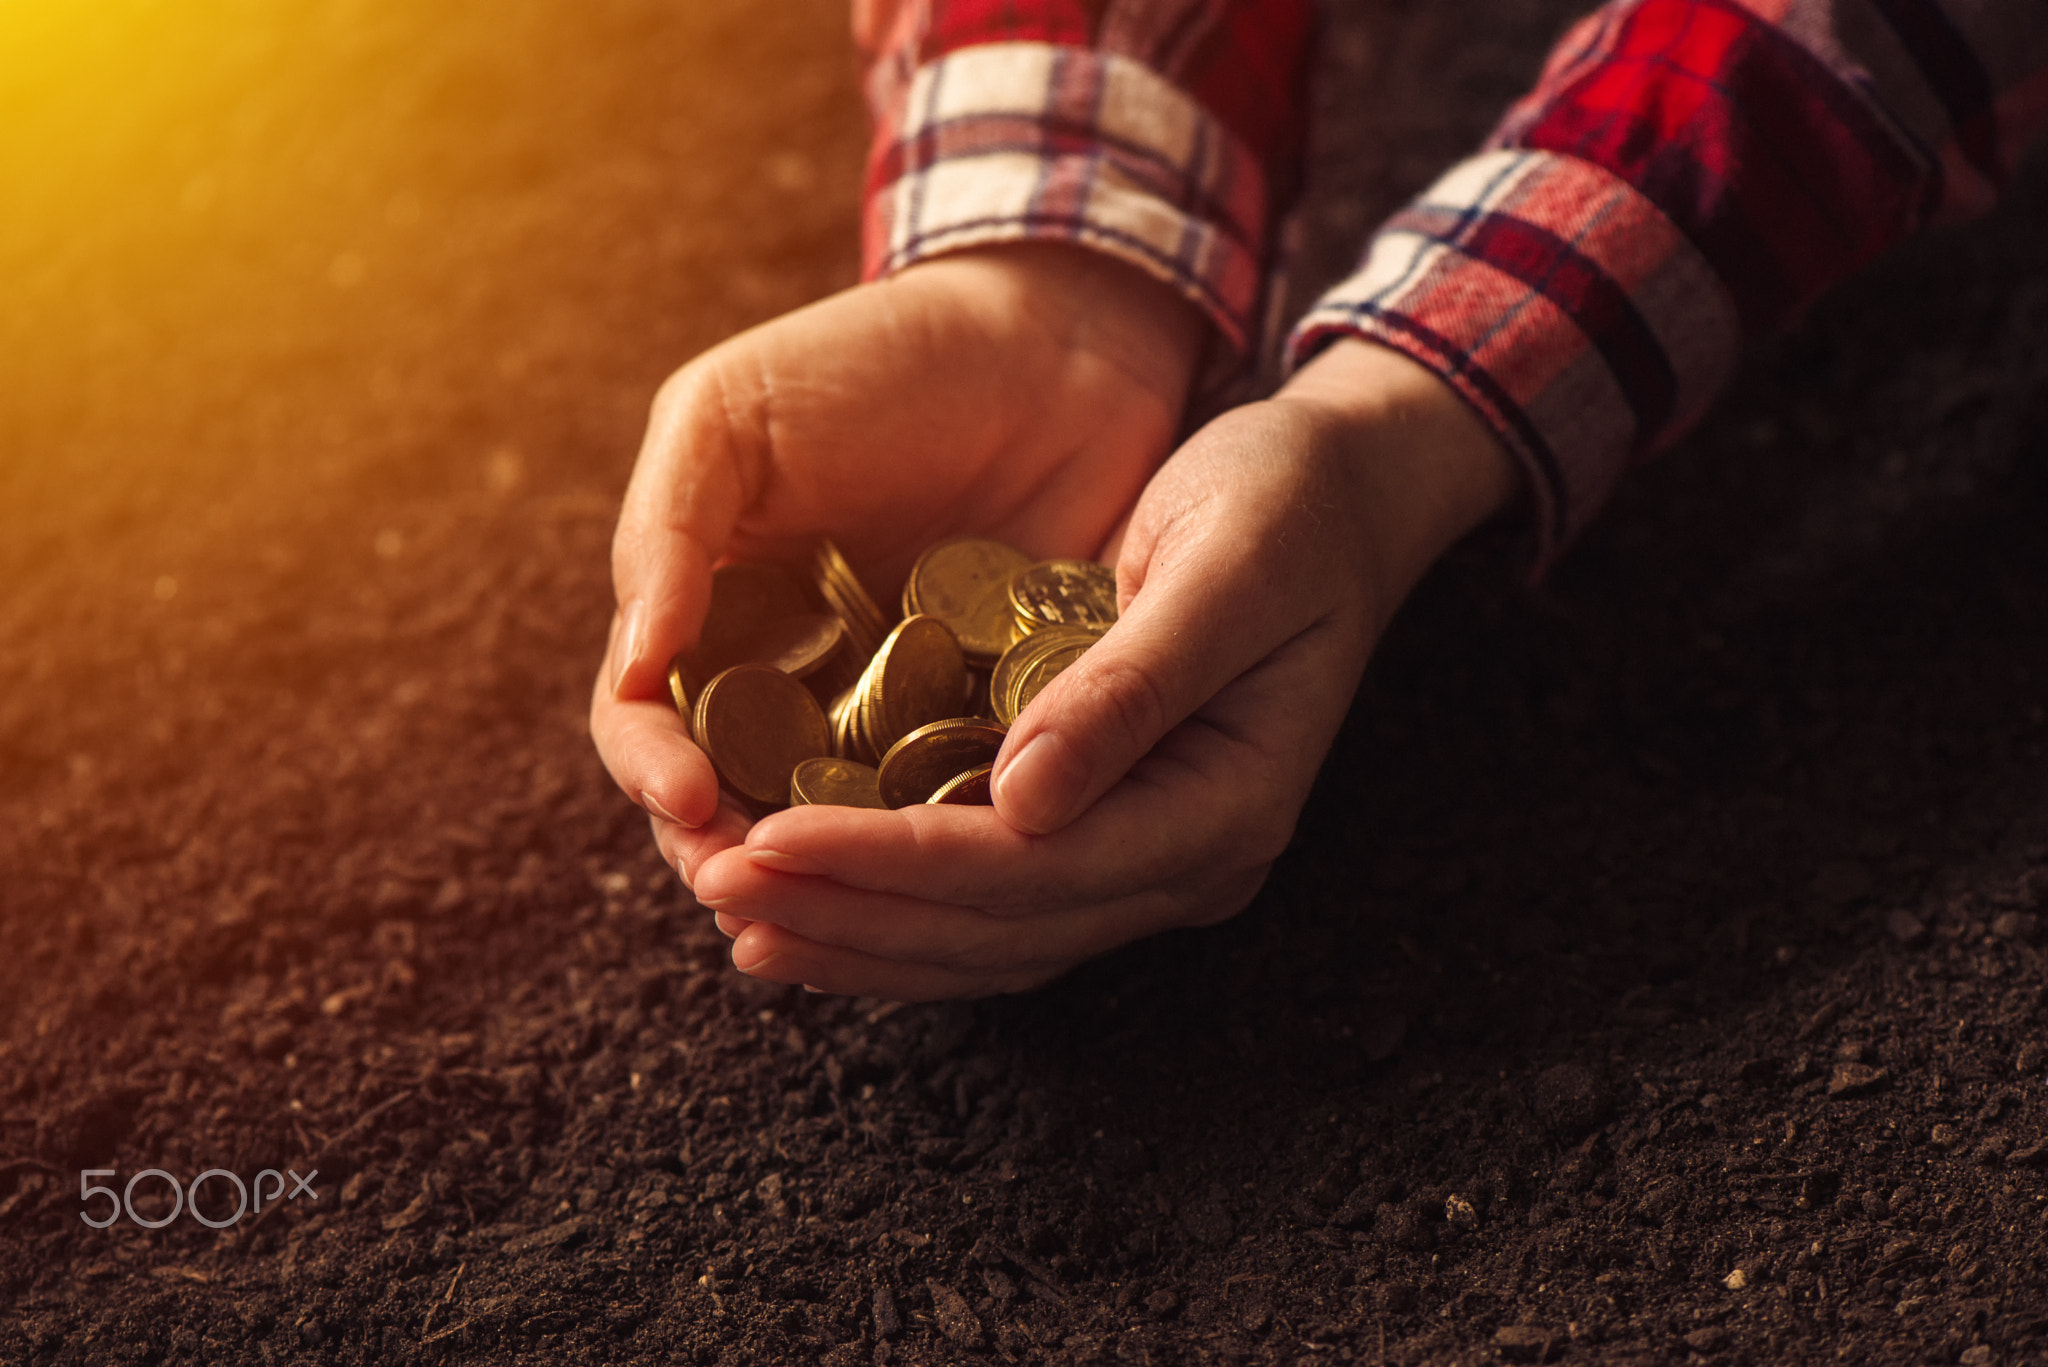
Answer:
[612,599,647,697]
[994,731,1088,834]
[748,848,824,875]
[732,941,774,973]
[641,789,699,829]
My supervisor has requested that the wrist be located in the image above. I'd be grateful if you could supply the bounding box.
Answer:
[894,242,1209,417]
[1274,338,1520,629]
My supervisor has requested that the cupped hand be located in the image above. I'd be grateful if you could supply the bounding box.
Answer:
[681,339,1520,999]
[592,244,1206,876]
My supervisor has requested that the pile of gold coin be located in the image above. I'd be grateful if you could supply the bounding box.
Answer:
[668,538,1117,810]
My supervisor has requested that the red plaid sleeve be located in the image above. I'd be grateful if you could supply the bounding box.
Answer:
[857,0,1314,355]
[1289,0,2048,572]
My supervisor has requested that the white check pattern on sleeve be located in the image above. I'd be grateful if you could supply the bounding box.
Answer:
[868,41,1270,352]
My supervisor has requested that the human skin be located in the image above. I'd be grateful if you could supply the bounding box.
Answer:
[592,242,1517,999]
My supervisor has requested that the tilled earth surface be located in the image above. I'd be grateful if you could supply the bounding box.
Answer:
[4,2,2048,1364]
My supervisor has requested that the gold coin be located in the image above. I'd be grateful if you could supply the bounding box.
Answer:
[877,718,1008,808]
[903,537,1033,666]
[1008,559,1119,634]
[715,612,847,680]
[671,562,819,709]
[813,540,892,660]
[845,649,886,764]
[1008,633,1094,722]
[927,763,994,806]
[667,659,698,736]
[866,615,967,755]
[990,626,1098,726]
[808,635,864,704]
[692,664,833,808]
[827,684,860,761]
[789,756,888,809]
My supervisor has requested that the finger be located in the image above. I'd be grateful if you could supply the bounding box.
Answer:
[591,621,723,829]
[741,766,1245,910]
[991,444,1320,836]
[697,844,1142,965]
[701,841,1261,974]
[729,922,1061,1001]
[650,801,752,889]
[609,355,765,701]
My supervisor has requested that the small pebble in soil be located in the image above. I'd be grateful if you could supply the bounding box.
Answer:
[1722,1267,1750,1290]
[1972,1135,2012,1165]
[1682,1325,1729,1354]
[1445,1192,1480,1230]
[1828,1062,1888,1097]
[872,1286,902,1339]
[1493,1324,1563,1363]
[1143,1288,1180,1318]
[926,1281,982,1347]
[1991,911,2038,939]
[1796,1000,1841,1041]
[1886,909,1928,944]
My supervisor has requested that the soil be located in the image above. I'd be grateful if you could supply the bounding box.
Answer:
[4,1,2048,1364]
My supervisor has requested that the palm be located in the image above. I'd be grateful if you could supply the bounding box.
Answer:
[624,247,1199,603]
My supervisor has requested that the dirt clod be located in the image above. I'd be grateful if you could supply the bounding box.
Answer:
[1683,1325,1730,1354]
[926,1280,982,1347]
[1827,1063,1889,1097]
[1530,1063,1613,1135]
[872,1285,902,1340]
[1494,1323,1564,1362]
[1886,909,1928,944]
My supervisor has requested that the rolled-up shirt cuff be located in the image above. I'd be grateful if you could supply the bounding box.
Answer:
[1287,148,1742,576]
[862,41,1272,355]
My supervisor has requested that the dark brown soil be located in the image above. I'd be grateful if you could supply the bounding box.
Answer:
[5,2,2048,1364]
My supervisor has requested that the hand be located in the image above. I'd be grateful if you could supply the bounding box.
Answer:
[592,244,1206,883]
[686,339,1521,998]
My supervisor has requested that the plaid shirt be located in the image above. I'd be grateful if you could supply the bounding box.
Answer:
[859,1,2048,567]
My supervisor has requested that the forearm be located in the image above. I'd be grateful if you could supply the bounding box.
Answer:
[1291,0,2048,573]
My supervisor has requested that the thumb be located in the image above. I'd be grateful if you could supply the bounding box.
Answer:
[989,527,1294,836]
[608,362,761,701]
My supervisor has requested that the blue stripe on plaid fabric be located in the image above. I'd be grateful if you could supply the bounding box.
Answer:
[1497,0,1936,333]
[1381,203,1679,456]
[865,43,1270,349]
